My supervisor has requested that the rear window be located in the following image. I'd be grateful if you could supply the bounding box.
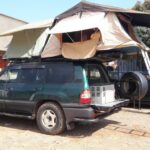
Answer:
[88,65,108,84]
[46,63,74,84]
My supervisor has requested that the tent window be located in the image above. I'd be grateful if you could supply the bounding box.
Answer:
[62,28,99,43]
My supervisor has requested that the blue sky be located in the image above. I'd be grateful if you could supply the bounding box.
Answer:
[0,0,143,23]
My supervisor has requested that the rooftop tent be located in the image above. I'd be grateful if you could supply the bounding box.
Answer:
[55,1,150,27]
[41,1,150,59]
[0,20,53,59]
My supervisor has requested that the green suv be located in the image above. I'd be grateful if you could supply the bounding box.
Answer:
[0,58,128,134]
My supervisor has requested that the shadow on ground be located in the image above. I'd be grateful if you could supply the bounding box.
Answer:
[62,119,119,138]
[0,115,120,138]
[0,116,39,133]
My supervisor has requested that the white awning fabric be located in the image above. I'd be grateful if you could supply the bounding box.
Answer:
[1,20,53,59]
[4,28,49,59]
[0,19,53,36]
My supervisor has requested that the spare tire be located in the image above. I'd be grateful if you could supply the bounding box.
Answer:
[120,71,148,100]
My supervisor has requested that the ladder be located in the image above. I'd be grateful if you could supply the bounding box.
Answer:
[141,48,150,76]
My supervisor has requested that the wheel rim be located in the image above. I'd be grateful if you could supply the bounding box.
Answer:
[41,109,57,129]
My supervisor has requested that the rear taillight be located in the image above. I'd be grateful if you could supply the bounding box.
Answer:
[80,89,91,104]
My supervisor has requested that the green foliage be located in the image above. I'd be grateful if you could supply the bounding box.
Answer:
[133,0,150,47]
[136,27,150,46]
[144,1,150,10]
[133,1,144,11]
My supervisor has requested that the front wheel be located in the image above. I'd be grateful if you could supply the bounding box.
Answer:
[36,102,66,135]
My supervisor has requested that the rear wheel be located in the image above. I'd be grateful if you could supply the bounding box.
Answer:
[36,102,66,135]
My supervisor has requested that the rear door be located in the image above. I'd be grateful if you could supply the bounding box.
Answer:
[87,64,115,105]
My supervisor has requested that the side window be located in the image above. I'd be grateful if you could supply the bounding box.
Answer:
[47,63,74,84]
[8,69,20,83]
[0,70,8,82]
[88,65,107,84]
[19,68,37,83]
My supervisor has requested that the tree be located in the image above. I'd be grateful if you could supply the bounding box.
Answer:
[133,0,150,47]
[133,1,144,11]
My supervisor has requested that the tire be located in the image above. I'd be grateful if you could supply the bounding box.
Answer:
[120,71,148,100]
[36,102,66,135]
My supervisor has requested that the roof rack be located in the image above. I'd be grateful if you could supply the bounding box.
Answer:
[8,56,65,63]
[7,55,109,65]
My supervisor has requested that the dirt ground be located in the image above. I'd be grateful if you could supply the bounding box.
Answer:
[0,108,150,150]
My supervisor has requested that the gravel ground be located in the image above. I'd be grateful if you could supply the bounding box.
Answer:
[0,108,150,150]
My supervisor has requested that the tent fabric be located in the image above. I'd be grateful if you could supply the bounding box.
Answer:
[62,40,97,59]
[62,32,100,59]
[96,13,139,50]
[0,20,53,36]
[43,12,145,59]
[5,28,48,59]
[56,1,150,27]
[41,34,62,58]
[0,36,12,51]
[49,12,105,34]
[1,20,53,59]
[48,12,137,48]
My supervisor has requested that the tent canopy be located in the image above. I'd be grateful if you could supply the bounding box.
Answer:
[44,1,150,59]
[55,1,150,27]
[46,11,145,59]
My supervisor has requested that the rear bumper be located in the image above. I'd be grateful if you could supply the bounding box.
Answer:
[92,99,129,112]
[63,99,129,124]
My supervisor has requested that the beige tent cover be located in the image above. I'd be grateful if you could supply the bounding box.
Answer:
[50,12,105,33]
[62,40,97,59]
[43,12,146,59]
[42,34,62,58]
[62,32,100,59]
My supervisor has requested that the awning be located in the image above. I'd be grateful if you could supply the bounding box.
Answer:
[0,19,53,36]
[2,20,54,59]
[4,28,49,59]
